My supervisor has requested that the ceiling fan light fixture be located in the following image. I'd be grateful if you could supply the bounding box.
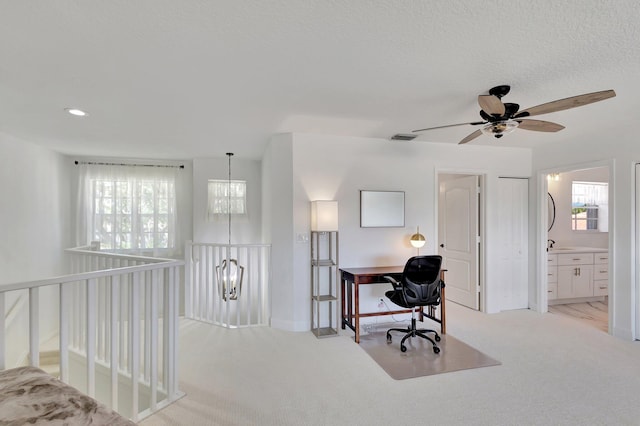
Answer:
[480,120,519,138]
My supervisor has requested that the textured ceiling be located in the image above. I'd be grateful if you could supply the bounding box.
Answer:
[0,0,638,159]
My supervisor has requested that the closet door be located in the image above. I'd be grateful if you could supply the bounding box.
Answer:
[496,177,529,311]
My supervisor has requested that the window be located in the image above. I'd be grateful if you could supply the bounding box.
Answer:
[208,179,247,218]
[571,181,608,232]
[77,164,181,254]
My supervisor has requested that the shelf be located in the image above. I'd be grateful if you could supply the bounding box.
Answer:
[311,259,336,267]
[311,327,338,338]
[313,294,337,302]
[311,230,339,338]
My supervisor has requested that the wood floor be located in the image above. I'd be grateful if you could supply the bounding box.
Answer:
[548,300,608,332]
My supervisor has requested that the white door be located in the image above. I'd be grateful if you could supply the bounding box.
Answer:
[496,177,529,311]
[438,175,480,310]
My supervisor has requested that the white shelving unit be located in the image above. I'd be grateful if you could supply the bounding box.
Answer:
[310,230,339,338]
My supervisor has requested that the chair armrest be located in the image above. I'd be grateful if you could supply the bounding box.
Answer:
[383,275,401,290]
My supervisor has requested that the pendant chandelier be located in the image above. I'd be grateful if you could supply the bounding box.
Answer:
[216,152,244,301]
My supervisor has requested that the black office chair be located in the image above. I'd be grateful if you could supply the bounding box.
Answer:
[384,255,444,354]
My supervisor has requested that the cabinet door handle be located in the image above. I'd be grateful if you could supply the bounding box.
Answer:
[600,270,607,273]
[572,258,581,261]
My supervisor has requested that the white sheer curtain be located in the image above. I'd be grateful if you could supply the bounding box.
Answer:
[76,163,184,257]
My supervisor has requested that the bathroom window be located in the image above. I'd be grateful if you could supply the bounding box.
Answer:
[571,181,608,232]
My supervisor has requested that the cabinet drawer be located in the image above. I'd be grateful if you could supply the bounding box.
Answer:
[594,253,609,265]
[594,280,608,296]
[558,253,594,266]
[547,254,558,266]
[594,266,608,281]
[547,266,558,283]
[547,282,557,300]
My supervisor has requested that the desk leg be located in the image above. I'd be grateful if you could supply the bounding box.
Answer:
[341,278,346,330]
[440,270,447,335]
[354,281,360,343]
[440,285,446,334]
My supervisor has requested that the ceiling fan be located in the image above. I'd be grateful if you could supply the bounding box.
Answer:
[411,85,616,145]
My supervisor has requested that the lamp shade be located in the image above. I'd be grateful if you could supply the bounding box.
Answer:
[410,226,426,248]
[311,200,338,231]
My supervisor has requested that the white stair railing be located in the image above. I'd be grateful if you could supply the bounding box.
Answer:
[0,247,184,422]
[185,241,271,328]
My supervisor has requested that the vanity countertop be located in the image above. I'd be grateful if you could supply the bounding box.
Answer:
[548,247,608,254]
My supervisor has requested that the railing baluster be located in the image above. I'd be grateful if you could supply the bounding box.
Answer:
[0,292,5,370]
[185,241,192,318]
[199,245,205,320]
[167,266,178,399]
[149,269,159,411]
[110,275,119,411]
[97,278,104,362]
[59,283,70,382]
[86,278,97,398]
[130,271,140,423]
[163,270,170,392]
[119,266,127,370]
[29,287,39,367]
[144,272,151,382]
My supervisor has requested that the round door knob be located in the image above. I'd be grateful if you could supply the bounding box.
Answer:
[439,244,444,248]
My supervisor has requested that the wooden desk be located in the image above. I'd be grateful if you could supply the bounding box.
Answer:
[340,266,446,343]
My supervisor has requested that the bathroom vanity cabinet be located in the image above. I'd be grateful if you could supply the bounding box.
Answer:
[547,249,608,303]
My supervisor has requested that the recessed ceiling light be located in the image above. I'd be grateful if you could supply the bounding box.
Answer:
[65,108,88,117]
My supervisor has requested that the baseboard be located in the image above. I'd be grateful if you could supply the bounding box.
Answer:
[612,326,634,341]
[269,318,309,332]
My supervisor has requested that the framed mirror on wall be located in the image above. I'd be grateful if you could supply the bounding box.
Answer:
[548,192,556,232]
[360,190,405,228]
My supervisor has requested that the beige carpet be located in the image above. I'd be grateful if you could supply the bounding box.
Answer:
[358,330,501,380]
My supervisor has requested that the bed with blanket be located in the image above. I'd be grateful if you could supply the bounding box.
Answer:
[0,366,135,425]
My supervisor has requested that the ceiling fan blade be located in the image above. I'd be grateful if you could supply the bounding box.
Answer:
[478,94,506,116]
[458,129,483,145]
[517,119,565,132]
[515,89,616,118]
[412,121,485,133]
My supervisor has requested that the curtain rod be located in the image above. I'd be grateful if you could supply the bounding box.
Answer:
[74,160,184,169]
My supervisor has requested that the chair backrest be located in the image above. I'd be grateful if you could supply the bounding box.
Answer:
[401,255,443,306]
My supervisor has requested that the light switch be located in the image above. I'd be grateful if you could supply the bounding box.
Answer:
[296,233,309,243]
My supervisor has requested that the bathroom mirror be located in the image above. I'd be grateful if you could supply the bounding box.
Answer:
[547,192,556,232]
[360,190,405,228]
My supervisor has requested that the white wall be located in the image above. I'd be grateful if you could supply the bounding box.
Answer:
[265,132,532,331]
[547,166,609,249]
[532,126,637,340]
[0,132,71,365]
[262,134,296,330]
[192,157,261,244]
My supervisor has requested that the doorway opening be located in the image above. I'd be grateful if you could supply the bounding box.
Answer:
[542,165,611,333]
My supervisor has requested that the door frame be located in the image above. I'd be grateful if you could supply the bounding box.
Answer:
[537,160,614,333]
[435,169,486,312]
